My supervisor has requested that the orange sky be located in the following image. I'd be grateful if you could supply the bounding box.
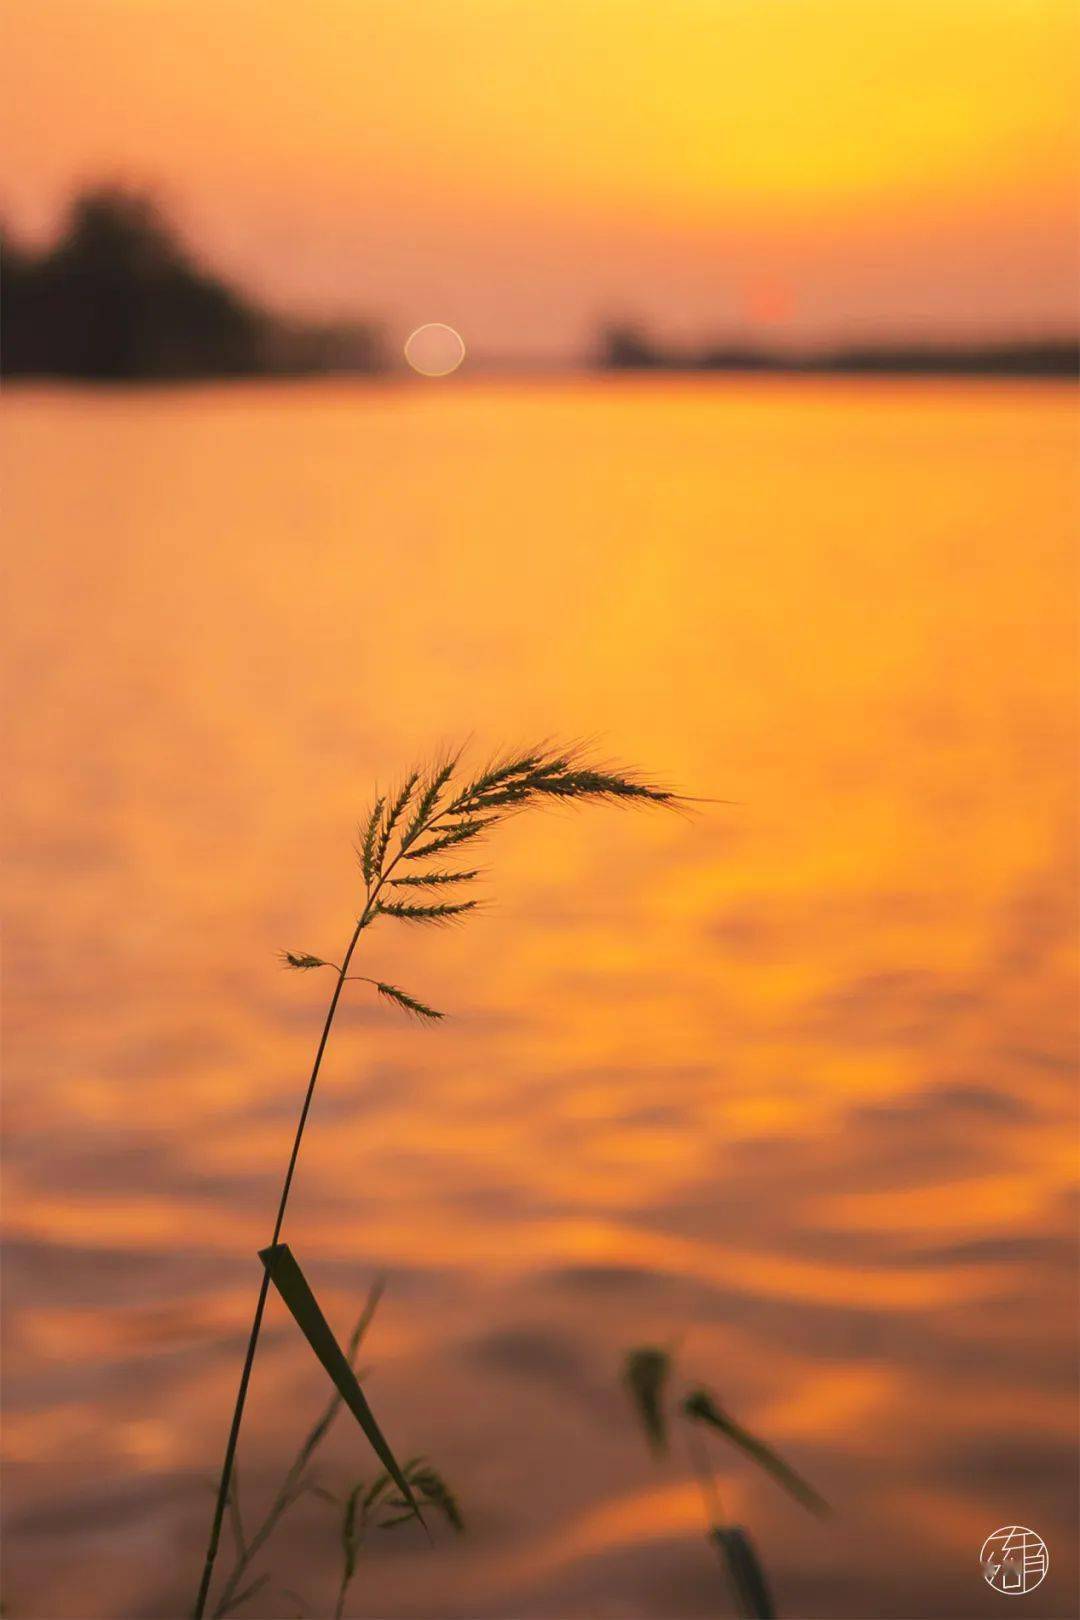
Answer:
[3,0,1077,356]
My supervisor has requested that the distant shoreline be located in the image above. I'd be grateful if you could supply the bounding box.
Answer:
[594,327,1078,380]
[4,189,1076,386]
[4,360,1077,389]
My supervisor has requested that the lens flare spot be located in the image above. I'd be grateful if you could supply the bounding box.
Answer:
[404,323,466,377]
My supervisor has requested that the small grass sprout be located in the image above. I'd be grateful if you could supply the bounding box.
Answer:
[334,1458,463,1619]
[210,1279,462,1619]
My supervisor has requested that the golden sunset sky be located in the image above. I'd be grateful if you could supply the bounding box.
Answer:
[4,0,1077,355]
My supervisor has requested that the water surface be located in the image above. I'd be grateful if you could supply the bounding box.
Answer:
[2,378,1076,1618]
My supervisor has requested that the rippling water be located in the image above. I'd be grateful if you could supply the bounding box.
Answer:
[2,378,1076,1619]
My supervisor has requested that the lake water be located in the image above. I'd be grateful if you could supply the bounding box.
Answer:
[2,377,1076,1619]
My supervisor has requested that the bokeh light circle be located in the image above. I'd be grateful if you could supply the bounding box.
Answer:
[404,323,466,377]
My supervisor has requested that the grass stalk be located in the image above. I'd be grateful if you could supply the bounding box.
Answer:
[193,742,681,1616]
[193,911,373,1617]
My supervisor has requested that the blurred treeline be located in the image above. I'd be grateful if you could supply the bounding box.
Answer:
[2,187,384,381]
[599,320,1078,376]
[4,186,1074,383]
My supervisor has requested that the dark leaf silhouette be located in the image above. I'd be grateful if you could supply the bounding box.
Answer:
[624,1346,672,1453]
[259,1245,424,1531]
[709,1526,777,1619]
[683,1389,829,1517]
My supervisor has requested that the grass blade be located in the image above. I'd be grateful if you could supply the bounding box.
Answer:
[683,1390,828,1517]
[623,1346,671,1453]
[211,1281,386,1620]
[709,1526,777,1619]
[290,1277,385,1479]
[259,1244,426,1532]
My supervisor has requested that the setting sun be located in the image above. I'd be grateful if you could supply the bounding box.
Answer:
[1,0,1075,352]
[2,5,1076,1618]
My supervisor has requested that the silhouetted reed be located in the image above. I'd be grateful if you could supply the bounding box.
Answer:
[623,1346,828,1619]
[193,742,681,1617]
[210,1278,462,1618]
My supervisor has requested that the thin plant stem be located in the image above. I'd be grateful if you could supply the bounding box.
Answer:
[226,1461,246,1561]
[685,1421,725,1531]
[210,1282,383,1619]
[333,1559,353,1620]
[193,907,373,1618]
